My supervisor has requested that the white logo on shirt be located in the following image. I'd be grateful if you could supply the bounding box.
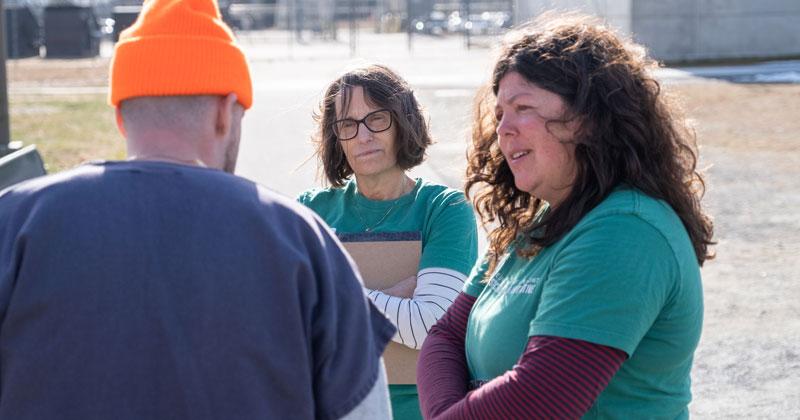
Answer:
[487,276,539,295]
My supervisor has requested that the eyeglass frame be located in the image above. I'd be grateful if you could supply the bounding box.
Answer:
[331,109,394,141]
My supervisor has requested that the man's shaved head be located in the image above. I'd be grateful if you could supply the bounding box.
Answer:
[120,95,218,136]
[119,93,245,173]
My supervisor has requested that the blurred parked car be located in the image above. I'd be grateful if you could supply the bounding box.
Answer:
[223,1,276,30]
[379,12,404,33]
[465,11,510,35]
[412,11,447,36]
[453,11,510,35]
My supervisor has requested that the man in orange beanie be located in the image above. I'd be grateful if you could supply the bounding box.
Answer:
[0,0,393,419]
[109,0,253,173]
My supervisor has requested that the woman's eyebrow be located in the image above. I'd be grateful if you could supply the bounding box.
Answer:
[499,92,537,105]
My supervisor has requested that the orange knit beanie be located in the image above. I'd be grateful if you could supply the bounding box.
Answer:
[109,0,252,109]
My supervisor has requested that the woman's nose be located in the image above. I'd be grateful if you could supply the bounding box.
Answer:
[355,122,373,142]
[496,114,515,138]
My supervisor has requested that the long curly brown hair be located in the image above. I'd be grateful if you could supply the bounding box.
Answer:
[466,13,715,278]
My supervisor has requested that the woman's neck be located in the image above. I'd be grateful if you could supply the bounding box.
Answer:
[355,170,413,201]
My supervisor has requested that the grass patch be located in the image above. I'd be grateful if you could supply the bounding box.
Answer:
[9,94,124,173]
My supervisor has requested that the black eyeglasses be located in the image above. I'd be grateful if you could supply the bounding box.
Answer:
[331,109,393,141]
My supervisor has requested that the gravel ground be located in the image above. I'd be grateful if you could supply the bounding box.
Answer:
[668,82,800,418]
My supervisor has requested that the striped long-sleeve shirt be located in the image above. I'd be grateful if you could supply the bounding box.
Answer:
[418,292,628,418]
[366,267,466,350]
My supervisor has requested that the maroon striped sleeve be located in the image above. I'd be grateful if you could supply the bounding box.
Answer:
[417,292,477,417]
[423,335,627,419]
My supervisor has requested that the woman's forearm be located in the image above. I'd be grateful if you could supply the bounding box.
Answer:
[424,335,627,419]
[366,267,465,349]
[417,292,477,417]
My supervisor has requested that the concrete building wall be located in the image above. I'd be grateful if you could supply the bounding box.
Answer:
[633,0,800,61]
[515,0,632,33]
[514,0,800,62]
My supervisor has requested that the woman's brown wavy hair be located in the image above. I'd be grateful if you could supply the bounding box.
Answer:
[313,64,432,187]
[466,13,715,278]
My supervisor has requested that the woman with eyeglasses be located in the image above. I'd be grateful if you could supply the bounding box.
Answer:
[297,64,478,420]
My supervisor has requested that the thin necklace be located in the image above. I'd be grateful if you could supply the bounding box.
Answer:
[354,177,411,232]
[354,201,398,232]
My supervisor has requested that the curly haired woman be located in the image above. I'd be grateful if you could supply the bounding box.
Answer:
[417,13,714,419]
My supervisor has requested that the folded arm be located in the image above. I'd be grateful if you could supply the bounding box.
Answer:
[417,293,627,419]
[366,267,465,350]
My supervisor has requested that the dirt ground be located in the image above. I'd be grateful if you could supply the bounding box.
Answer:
[6,59,800,418]
[7,57,111,87]
[667,82,800,418]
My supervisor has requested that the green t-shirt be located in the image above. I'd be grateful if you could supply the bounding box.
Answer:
[464,188,703,420]
[297,177,478,275]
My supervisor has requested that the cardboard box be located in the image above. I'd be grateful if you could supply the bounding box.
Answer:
[342,237,422,385]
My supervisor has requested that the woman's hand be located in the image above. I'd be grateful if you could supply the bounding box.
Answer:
[381,275,417,298]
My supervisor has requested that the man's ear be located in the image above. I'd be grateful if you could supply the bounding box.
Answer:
[115,107,126,138]
[215,93,238,139]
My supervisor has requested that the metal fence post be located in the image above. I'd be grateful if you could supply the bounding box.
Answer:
[1,0,13,155]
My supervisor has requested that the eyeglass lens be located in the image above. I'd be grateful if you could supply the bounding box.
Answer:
[334,110,392,140]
